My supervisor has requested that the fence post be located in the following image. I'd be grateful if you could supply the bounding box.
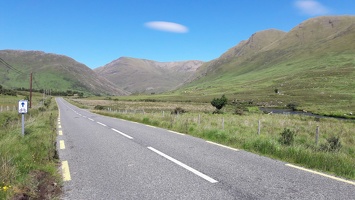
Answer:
[315,125,319,145]
[258,120,261,135]
[222,117,224,130]
[198,114,201,125]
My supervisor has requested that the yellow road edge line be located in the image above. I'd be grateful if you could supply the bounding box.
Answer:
[62,161,71,181]
[206,141,239,151]
[58,125,62,129]
[59,140,65,149]
[58,130,63,136]
[285,164,355,186]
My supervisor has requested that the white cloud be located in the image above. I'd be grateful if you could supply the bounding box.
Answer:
[294,0,329,16]
[144,21,189,33]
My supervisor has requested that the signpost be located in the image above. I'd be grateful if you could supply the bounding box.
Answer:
[18,100,28,136]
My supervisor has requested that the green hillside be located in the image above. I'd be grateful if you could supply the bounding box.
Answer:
[0,50,129,95]
[172,16,355,117]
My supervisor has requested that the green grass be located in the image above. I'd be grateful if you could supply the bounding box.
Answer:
[90,100,355,180]
[0,94,60,199]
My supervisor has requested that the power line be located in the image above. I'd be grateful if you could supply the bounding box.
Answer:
[32,73,41,89]
[0,57,24,75]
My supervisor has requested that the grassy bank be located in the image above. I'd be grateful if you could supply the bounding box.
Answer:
[0,94,60,199]
[85,99,355,181]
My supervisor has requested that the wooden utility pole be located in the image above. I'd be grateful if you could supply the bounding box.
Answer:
[30,72,33,108]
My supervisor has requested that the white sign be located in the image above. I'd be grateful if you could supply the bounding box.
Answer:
[18,100,28,114]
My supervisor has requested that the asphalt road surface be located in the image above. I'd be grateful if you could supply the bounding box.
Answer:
[56,98,355,199]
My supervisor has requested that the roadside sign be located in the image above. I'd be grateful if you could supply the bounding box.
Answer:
[18,100,28,114]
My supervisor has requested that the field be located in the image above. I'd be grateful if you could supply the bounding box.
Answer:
[70,98,355,180]
[0,93,60,199]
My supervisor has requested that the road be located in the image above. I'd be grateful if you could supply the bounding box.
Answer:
[56,98,355,199]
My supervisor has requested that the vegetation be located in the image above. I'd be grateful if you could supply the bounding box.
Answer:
[0,85,17,96]
[0,93,61,199]
[211,95,228,113]
[81,98,355,180]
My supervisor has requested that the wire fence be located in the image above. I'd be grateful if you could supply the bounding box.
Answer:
[0,105,17,112]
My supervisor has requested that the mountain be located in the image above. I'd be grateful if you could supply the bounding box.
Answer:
[0,50,129,95]
[94,57,203,94]
[176,16,355,113]
[190,29,287,81]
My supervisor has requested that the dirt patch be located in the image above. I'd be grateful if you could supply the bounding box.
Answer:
[13,170,61,200]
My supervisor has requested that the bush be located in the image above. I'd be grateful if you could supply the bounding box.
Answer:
[320,136,342,152]
[211,95,227,112]
[287,102,299,111]
[234,108,244,115]
[94,105,105,110]
[279,128,295,145]
[171,107,186,115]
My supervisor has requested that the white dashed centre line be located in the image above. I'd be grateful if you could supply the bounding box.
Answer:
[97,122,107,127]
[147,147,218,184]
[111,128,133,139]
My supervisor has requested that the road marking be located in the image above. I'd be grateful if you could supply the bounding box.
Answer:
[58,130,63,136]
[111,128,133,139]
[58,122,61,125]
[206,141,239,151]
[286,164,355,186]
[88,118,94,121]
[62,161,71,181]
[60,140,65,149]
[97,122,107,127]
[147,147,218,183]
[58,125,62,129]
[146,125,157,128]
[168,130,185,136]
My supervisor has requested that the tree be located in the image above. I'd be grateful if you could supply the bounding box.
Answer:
[211,95,228,111]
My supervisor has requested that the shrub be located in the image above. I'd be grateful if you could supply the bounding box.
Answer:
[211,95,227,112]
[320,136,342,152]
[287,102,299,111]
[171,107,186,115]
[279,128,295,145]
[94,105,105,110]
[234,108,244,115]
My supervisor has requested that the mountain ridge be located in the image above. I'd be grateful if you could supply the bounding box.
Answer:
[94,57,204,94]
[0,50,130,95]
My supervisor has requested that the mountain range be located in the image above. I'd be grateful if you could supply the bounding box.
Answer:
[94,57,203,94]
[0,15,354,111]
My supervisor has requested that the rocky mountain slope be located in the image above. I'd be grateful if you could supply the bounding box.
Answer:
[94,57,203,94]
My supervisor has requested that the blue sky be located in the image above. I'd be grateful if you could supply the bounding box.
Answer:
[1,0,354,69]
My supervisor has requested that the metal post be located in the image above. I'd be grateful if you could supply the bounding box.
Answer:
[22,114,25,136]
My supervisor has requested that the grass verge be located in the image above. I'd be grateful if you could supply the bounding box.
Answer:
[0,95,61,200]
[94,108,355,181]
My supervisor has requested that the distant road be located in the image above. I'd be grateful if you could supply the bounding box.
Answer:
[56,97,355,199]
